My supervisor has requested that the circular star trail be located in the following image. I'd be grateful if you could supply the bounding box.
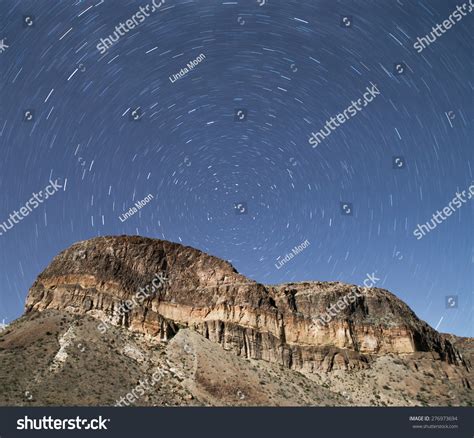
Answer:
[0,0,472,336]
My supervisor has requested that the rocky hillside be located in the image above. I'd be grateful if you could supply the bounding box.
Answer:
[1,235,472,406]
[25,236,465,372]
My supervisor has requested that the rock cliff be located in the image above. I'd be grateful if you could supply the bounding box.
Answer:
[25,236,465,373]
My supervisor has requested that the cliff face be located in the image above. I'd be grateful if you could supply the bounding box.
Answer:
[25,236,464,373]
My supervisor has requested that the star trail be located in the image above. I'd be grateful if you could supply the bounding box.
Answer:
[0,0,472,336]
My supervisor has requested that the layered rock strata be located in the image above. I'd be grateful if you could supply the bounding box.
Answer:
[25,236,464,372]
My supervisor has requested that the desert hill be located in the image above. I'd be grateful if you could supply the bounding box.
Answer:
[0,236,472,406]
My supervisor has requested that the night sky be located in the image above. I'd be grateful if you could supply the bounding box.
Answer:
[0,0,472,336]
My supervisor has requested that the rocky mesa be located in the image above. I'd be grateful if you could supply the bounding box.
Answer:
[24,235,466,374]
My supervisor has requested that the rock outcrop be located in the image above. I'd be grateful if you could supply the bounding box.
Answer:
[25,236,465,373]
